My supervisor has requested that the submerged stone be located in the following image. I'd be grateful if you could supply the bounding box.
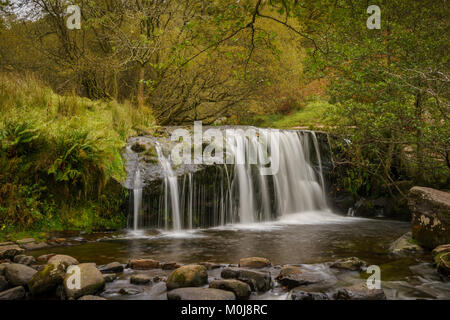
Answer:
[130,274,152,285]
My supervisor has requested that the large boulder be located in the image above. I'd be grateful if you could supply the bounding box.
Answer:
[238,257,271,269]
[28,263,66,296]
[221,268,272,292]
[129,259,160,270]
[0,245,24,260]
[408,187,450,249]
[209,279,251,299]
[166,265,208,290]
[0,286,26,300]
[64,263,105,299]
[390,232,424,255]
[4,263,37,286]
[48,255,79,269]
[167,288,235,300]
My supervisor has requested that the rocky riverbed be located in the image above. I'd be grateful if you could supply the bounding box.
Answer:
[0,217,449,300]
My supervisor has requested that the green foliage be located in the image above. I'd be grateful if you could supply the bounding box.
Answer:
[0,74,148,232]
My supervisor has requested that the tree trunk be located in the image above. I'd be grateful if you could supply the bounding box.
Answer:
[415,92,424,183]
[137,65,145,108]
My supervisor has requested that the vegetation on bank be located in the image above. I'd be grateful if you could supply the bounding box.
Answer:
[0,74,155,238]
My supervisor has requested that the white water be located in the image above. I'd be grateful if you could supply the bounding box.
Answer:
[155,143,182,231]
[132,167,143,231]
[131,129,332,230]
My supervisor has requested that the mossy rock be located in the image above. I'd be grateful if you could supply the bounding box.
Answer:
[28,263,66,296]
[166,265,208,290]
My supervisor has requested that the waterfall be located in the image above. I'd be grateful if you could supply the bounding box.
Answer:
[129,128,330,230]
[132,167,143,231]
[155,143,182,231]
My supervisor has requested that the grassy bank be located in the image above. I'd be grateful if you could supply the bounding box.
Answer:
[249,99,331,130]
[0,74,155,239]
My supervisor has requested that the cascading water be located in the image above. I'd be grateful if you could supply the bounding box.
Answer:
[132,167,143,231]
[155,143,182,231]
[128,128,331,230]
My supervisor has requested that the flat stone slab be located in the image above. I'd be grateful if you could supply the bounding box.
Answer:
[0,245,24,259]
[167,288,236,300]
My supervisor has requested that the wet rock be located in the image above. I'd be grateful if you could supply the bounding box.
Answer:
[432,244,450,257]
[209,279,251,299]
[276,265,325,289]
[131,142,147,153]
[0,286,26,300]
[199,262,221,270]
[48,255,79,269]
[334,283,386,300]
[167,288,235,301]
[161,262,181,270]
[434,252,450,278]
[0,275,9,292]
[130,274,152,285]
[0,263,9,276]
[390,232,424,255]
[291,290,330,300]
[20,242,49,251]
[408,186,450,249]
[166,265,208,290]
[28,263,66,296]
[16,238,35,245]
[221,268,271,292]
[0,245,24,260]
[78,295,107,300]
[153,275,167,283]
[4,263,37,286]
[99,262,124,273]
[64,263,105,300]
[330,257,367,271]
[238,257,271,269]
[37,253,56,263]
[118,288,141,296]
[13,255,36,266]
[129,259,160,270]
[103,274,117,283]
